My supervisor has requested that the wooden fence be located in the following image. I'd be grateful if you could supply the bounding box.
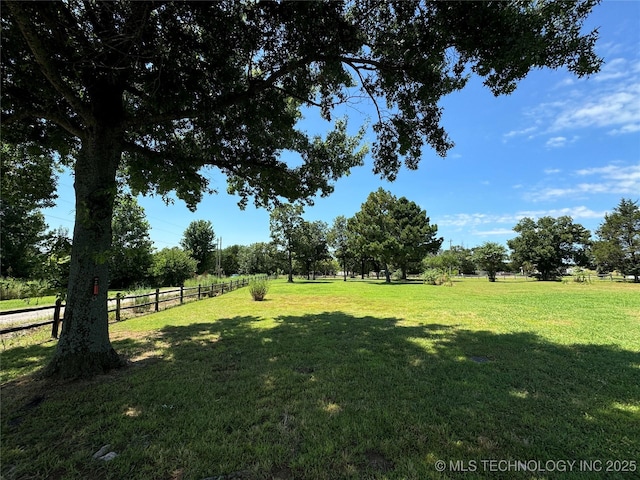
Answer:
[0,276,265,338]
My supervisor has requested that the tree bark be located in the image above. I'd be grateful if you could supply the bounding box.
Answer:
[44,129,124,379]
[287,249,293,283]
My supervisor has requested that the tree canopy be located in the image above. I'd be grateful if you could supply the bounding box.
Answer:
[110,195,153,288]
[151,247,197,288]
[328,216,351,281]
[350,188,442,282]
[270,203,304,283]
[295,220,330,280]
[473,242,509,282]
[508,216,591,280]
[181,220,216,275]
[593,198,640,282]
[0,143,58,278]
[1,0,602,378]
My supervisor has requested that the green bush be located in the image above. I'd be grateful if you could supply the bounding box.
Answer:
[421,268,451,286]
[391,268,404,281]
[249,277,269,301]
[0,278,51,301]
[151,247,197,287]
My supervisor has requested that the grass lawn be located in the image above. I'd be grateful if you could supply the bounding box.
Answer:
[1,278,639,479]
[0,296,59,312]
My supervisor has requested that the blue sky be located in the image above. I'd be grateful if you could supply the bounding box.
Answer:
[44,1,640,251]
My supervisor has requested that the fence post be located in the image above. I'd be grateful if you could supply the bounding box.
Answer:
[180,285,184,304]
[198,284,201,300]
[51,298,63,338]
[116,293,121,322]
[155,288,160,312]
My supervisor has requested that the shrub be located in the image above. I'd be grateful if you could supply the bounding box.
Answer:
[249,277,269,301]
[391,268,404,281]
[422,268,451,286]
[151,247,197,287]
[0,278,51,301]
[0,278,24,300]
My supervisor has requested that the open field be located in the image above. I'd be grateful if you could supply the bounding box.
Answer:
[1,278,639,479]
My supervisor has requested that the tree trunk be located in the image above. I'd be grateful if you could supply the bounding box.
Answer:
[45,130,124,379]
[287,249,293,283]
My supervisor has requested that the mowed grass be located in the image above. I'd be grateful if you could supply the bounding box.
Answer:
[1,278,639,480]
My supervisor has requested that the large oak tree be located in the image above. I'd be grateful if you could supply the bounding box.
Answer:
[2,0,601,378]
[508,216,592,280]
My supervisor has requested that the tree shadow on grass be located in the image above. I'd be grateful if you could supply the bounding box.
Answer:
[0,339,57,384]
[2,313,639,480]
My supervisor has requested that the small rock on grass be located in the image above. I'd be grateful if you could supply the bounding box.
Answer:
[92,444,118,461]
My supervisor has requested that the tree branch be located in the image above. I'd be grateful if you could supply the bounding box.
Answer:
[124,54,386,131]
[6,2,94,126]
[341,60,383,124]
[3,109,85,139]
[271,85,324,109]
[123,58,313,130]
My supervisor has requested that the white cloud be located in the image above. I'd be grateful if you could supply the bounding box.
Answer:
[505,53,640,140]
[544,168,561,174]
[438,213,491,227]
[527,163,640,202]
[545,135,580,148]
[503,126,537,141]
[518,206,607,220]
[608,123,640,135]
[472,228,515,236]
[545,136,567,148]
[575,164,633,177]
[554,77,576,89]
[550,85,640,132]
[593,58,628,82]
[438,206,606,230]
[595,41,625,58]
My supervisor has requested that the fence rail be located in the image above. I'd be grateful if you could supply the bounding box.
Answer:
[0,276,265,337]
